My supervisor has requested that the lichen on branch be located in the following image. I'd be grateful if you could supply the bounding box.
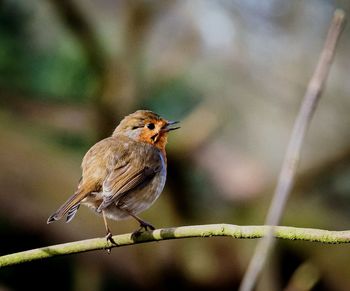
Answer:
[1,224,350,268]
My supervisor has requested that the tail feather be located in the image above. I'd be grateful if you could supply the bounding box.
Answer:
[47,190,86,224]
[66,203,80,223]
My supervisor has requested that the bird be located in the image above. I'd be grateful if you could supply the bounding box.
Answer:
[47,110,179,243]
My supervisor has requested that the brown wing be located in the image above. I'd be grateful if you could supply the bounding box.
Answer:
[96,162,159,212]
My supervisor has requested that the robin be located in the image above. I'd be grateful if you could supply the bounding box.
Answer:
[47,110,179,243]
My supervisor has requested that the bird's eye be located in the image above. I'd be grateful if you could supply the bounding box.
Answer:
[146,123,155,130]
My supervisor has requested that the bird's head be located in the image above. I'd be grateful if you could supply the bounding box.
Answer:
[113,110,180,150]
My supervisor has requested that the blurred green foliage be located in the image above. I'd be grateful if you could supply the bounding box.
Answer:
[0,0,96,102]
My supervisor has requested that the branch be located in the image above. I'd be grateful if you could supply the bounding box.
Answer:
[239,9,346,291]
[2,224,350,268]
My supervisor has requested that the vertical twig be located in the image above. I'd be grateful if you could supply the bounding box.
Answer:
[239,9,346,291]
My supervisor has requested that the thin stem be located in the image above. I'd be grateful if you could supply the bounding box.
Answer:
[239,9,346,291]
[1,224,350,268]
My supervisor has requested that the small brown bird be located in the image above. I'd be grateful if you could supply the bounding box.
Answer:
[47,110,179,241]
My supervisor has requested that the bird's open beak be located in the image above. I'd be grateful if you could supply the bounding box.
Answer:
[162,120,180,132]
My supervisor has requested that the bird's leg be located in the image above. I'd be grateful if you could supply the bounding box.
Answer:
[102,210,116,253]
[125,211,155,237]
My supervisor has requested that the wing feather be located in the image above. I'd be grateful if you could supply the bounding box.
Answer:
[97,165,158,211]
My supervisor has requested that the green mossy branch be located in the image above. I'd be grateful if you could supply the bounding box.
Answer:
[1,224,350,268]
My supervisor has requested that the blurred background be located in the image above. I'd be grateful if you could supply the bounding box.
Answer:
[0,0,350,290]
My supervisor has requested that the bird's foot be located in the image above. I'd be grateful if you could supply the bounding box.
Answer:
[139,220,155,231]
[104,231,117,254]
[132,221,155,238]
